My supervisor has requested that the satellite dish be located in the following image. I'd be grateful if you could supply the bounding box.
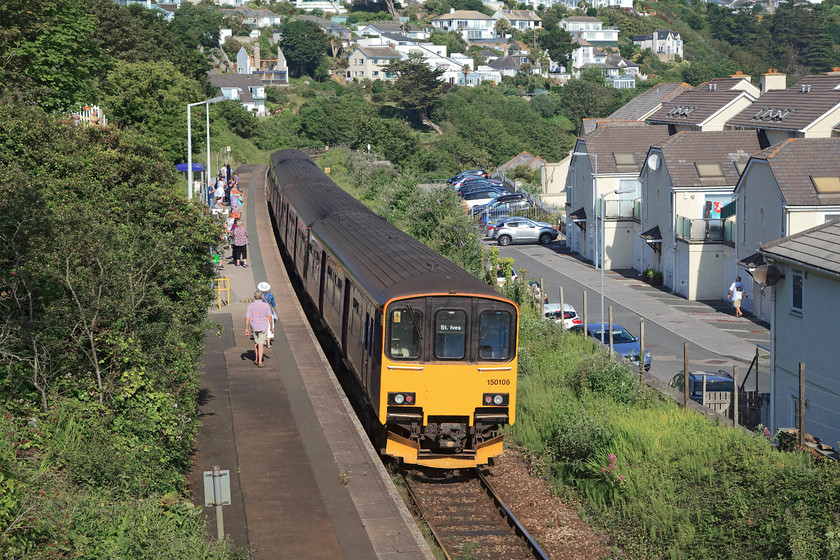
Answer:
[751,264,785,286]
[648,154,660,170]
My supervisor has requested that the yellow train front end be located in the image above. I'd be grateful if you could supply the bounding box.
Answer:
[379,295,518,469]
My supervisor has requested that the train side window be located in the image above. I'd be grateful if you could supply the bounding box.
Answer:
[435,309,466,359]
[351,298,360,335]
[388,308,421,359]
[478,310,511,360]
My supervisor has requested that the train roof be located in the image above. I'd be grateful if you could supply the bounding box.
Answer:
[271,150,505,306]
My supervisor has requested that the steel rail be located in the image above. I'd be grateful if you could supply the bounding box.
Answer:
[400,474,454,560]
[474,468,551,560]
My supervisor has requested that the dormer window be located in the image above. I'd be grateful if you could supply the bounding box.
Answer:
[695,163,723,178]
[811,176,840,193]
[613,153,635,165]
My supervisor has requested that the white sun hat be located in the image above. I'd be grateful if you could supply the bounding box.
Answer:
[257,281,271,292]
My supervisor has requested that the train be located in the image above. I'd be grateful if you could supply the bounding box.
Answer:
[266,149,519,469]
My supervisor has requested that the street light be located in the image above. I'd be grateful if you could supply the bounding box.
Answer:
[600,185,636,342]
[187,96,226,200]
[571,151,597,269]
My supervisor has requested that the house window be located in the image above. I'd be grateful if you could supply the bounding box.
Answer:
[372,59,378,64]
[811,176,840,193]
[372,71,379,77]
[741,194,747,243]
[613,153,635,165]
[695,163,723,177]
[791,269,803,315]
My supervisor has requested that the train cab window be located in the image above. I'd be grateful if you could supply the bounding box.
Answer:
[479,310,512,360]
[435,310,467,359]
[389,308,422,359]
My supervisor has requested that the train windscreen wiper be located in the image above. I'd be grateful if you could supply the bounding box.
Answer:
[405,303,423,341]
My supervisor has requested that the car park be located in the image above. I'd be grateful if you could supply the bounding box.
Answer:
[542,303,582,330]
[568,322,652,371]
[461,189,507,210]
[668,371,735,405]
[447,169,488,183]
[457,182,505,196]
[475,199,535,225]
[492,217,558,246]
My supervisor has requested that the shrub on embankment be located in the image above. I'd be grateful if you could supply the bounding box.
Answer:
[0,101,233,556]
[511,307,840,559]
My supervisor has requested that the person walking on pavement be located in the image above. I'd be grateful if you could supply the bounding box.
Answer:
[245,291,273,367]
[231,218,249,268]
[258,281,277,349]
[727,276,744,318]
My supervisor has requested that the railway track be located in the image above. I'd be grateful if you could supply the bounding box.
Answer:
[402,468,550,560]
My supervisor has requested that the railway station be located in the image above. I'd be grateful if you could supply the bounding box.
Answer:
[187,164,434,560]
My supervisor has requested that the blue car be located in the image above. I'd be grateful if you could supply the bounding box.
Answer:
[569,323,652,371]
[447,169,488,183]
[668,371,734,404]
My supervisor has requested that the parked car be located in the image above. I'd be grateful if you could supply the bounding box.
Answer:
[456,179,504,193]
[542,303,582,329]
[475,198,535,225]
[447,169,488,183]
[472,192,529,214]
[492,217,558,246]
[496,267,518,287]
[568,323,652,371]
[668,371,735,405]
[452,175,496,190]
[461,189,507,210]
[458,183,505,197]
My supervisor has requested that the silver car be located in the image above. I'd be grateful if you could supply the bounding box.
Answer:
[492,217,558,246]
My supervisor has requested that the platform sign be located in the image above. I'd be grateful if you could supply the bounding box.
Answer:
[203,469,231,506]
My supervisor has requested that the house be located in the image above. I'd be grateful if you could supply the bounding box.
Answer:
[560,16,619,48]
[493,10,542,32]
[593,54,642,89]
[298,15,351,40]
[346,46,402,80]
[430,10,497,41]
[219,6,282,28]
[759,220,840,448]
[394,44,478,86]
[645,77,759,132]
[496,151,546,175]
[731,137,840,320]
[632,30,683,61]
[581,82,693,134]
[488,53,522,77]
[358,21,431,40]
[207,72,267,116]
[726,72,840,145]
[638,130,760,298]
[566,123,672,267]
[571,38,607,70]
[294,0,347,14]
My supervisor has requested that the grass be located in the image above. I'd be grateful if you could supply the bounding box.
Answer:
[510,305,840,559]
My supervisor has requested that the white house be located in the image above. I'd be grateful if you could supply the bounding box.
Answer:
[207,72,267,116]
[430,10,497,41]
[645,76,759,132]
[760,221,840,449]
[570,38,606,70]
[638,130,760,299]
[632,30,683,61]
[566,123,671,267]
[560,16,619,48]
[492,10,542,32]
[731,137,840,320]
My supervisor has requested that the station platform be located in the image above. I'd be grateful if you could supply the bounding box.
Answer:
[188,164,434,560]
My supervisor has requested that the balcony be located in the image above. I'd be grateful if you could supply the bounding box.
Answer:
[676,216,730,242]
[595,198,638,220]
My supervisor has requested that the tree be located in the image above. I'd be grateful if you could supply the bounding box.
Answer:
[170,2,222,49]
[0,0,103,111]
[279,20,331,78]
[538,24,577,68]
[389,53,445,133]
[429,29,468,55]
[99,60,204,162]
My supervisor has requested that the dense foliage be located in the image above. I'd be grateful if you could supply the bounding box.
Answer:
[0,102,228,556]
[511,310,840,559]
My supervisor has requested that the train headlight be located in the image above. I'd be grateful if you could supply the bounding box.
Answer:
[483,393,509,406]
[388,392,416,405]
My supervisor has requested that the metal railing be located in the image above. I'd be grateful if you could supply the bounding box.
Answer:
[675,216,725,242]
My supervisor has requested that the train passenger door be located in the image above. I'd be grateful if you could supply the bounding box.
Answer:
[362,310,371,391]
[341,277,352,353]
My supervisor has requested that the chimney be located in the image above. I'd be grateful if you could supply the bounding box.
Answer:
[760,69,787,94]
[450,7,455,13]
[254,43,261,71]
[730,70,751,83]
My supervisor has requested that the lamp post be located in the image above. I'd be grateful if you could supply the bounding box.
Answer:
[599,186,636,342]
[571,151,597,268]
[187,96,227,200]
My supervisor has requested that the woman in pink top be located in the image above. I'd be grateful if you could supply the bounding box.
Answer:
[231,218,249,267]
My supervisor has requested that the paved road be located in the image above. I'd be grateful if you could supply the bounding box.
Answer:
[494,238,772,392]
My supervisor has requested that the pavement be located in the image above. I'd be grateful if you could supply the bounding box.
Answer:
[498,237,771,387]
[188,165,433,560]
